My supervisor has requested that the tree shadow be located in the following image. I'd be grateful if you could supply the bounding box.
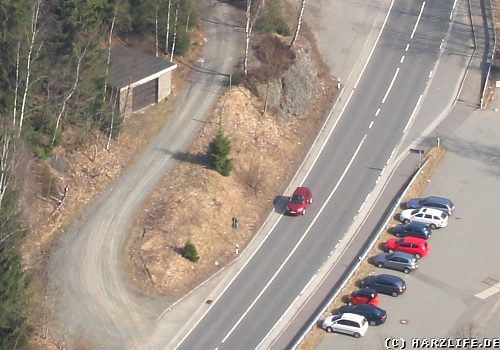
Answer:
[273,195,289,214]
[163,149,212,167]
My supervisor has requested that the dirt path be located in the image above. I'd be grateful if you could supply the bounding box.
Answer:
[46,2,242,348]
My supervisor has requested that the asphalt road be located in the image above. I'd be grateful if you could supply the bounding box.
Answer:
[47,2,241,348]
[174,0,460,349]
[316,0,500,348]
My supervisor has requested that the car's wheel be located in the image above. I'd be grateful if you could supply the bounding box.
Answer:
[403,219,411,224]
[415,253,421,259]
[376,262,384,268]
[403,268,410,274]
[353,332,361,338]
[326,327,334,333]
[430,223,437,229]
[391,291,398,297]
[369,320,376,326]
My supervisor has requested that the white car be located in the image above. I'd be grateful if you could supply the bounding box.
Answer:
[321,312,368,337]
[400,207,448,229]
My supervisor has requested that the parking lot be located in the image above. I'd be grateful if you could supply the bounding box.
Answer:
[316,104,500,349]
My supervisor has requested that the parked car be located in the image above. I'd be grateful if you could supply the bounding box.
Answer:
[335,304,387,326]
[321,313,368,337]
[372,252,419,274]
[406,196,455,215]
[400,207,449,229]
[385,236,430,258]
[347,287,380,306]
[390,222,432,239]
[286,187,312,215]
[359,274,406,297]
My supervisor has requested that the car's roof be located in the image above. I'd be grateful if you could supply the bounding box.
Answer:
[388,251,414,258]
[399,236,425,243]
[338,312,366,322]
[375,274,404,282]
[423,196,452,204]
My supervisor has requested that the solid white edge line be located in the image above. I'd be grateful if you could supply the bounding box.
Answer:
[403,94,423,133]
[381,67,400,104]
[220,135,368,344]
[410,1,426,39]
[353,0,397,90]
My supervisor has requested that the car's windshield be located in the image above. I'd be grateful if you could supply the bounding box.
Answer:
[290,195,305,203]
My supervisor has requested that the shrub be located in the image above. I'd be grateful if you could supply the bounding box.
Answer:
[183,240,199,262]
[209,131,233,176]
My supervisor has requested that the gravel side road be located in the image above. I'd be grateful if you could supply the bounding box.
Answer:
[47,2,241,348]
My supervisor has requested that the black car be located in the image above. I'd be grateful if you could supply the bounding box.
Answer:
[359,274,406,297]
[406,196,455,215]
[390,222,431,239]
[334,304,387,326]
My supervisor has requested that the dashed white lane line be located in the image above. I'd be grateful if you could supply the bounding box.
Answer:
[369,120,374,129]
[405,43,410,52]
[475,282,500,300]
[375,108,380,117]
[400,55,405,63]
[382,67,400,104]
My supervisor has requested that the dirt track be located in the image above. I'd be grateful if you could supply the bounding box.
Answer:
[47,2,242,348]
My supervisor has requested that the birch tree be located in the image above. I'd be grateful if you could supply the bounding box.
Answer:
[155,0,159,57]
[165,0,172,54]
[52,46,87,147]
[290,0,306,48]
[170,2,179,62]
[18,0,42,137]
[244,0,262,76]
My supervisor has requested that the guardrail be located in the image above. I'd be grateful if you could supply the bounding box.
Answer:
[290,157,428,350]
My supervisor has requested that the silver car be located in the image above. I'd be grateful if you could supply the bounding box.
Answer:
[372,252,418,274]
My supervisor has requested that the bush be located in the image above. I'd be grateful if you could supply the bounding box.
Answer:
[209,131,233,176]
[183,240,199,262]
[254,0,290,36]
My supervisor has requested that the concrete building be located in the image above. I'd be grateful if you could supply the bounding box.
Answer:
[109,46,177,117]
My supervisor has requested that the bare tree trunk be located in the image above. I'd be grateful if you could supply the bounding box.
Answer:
[165,0,172,54]
[52,46,87,146]
[12,43,21,129]
[290,0,306,48]
[100,0,118,126]
[18,0,42,137]
[244,0,252,76]
[0,132,11,209]
[186,10,190,32]
[155,0,159,57]
[170,3,179,63]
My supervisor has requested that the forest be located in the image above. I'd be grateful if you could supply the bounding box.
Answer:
[0,0,296,347]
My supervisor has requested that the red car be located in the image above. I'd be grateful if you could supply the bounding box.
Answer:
[347,287,380,306]
[286,187,312,215]
[385,236,430,259]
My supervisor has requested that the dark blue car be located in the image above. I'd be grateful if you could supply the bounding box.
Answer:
[390,221,432,239]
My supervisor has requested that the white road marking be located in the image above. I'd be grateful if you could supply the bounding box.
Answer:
[400,55,405,63]
[369,120,374,129]
[475,282,500,299]
[403,94,423,133]
[221,135,368,344]
[405,43,410,52]
[382,67,400,104]
[411,2,426,39]
[375,108,380,117]
[353,0,396,90]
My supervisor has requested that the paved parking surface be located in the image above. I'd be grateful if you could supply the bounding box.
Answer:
[316,93,500,349]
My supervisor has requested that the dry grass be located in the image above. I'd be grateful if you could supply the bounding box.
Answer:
[298,147,446,350]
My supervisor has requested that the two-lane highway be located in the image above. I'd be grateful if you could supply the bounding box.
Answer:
[175,0,457,349]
